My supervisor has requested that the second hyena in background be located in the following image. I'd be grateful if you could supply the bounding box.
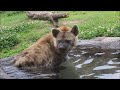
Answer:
[13,25,79,69]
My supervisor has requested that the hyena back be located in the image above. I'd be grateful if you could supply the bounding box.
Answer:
[13,25,79,69]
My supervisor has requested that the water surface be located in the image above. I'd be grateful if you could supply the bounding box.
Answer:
[0,45,120,79]
[60,45,120,79]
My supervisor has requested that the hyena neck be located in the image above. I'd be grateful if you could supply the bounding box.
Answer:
[56,51,68,61]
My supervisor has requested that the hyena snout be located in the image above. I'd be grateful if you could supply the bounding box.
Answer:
[58,44,67,50]
[58,42,72,52]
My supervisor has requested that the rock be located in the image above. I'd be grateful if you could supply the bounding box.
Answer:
[78,37,120,49]
[0,68,13,79]
[0,57,15,79]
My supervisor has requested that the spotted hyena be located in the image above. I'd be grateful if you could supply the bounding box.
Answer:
[13,25,79,69]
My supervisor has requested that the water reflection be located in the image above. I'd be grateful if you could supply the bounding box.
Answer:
[94,73,120,79]
[60,45,120,79]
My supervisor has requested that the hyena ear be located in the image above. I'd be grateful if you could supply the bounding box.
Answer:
[52,29,60,38]
[71,25,79,36]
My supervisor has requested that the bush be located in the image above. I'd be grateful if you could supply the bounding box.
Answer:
[79,24,120,39]
[0,32,20,51]
[0,21,37,51]
[7,11,24,16]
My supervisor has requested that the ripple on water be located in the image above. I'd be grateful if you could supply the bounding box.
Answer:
[73,54,81,57]
[81,51,88,54]
[75,58,94,69]
[80,73,95,78]
[82,58,94,64]
[116,70,120,73]
[73,59,81,64]
[94,73,120,79]
[111,50,120,55]
[107,58,120,64]
[93,65,118,70]
[95,52,105,56]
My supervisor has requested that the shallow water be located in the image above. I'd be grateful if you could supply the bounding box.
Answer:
[60,45,120,79]
[0,45,120,79]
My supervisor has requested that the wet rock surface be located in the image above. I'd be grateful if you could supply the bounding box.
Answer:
[0,37,120,79]
[78,37,120,49]
[0,57,59,79]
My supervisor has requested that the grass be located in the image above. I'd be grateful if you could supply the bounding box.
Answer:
[0,11,120,58]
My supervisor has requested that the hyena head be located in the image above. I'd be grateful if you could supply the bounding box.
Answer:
[52,25,79,54]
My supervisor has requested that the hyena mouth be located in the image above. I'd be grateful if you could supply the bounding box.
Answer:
[59,48,66,51]
[59,48,69,53]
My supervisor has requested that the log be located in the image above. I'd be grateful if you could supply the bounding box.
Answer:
[26,11,69,27]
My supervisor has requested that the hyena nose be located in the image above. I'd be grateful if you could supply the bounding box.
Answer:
[59,45,66,50]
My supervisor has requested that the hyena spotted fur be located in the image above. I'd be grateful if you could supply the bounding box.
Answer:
[13,25,79,69]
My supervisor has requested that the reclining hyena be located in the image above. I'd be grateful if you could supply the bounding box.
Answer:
[13,25,79,69]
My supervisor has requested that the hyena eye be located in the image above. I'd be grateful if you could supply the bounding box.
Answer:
[58,40,71,43]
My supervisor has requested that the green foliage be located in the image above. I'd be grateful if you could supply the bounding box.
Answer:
[0,11,24,16]
[0,21,37,51]
[0,32,19,51]
[79,24,120,39]
[0,11,119,58]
